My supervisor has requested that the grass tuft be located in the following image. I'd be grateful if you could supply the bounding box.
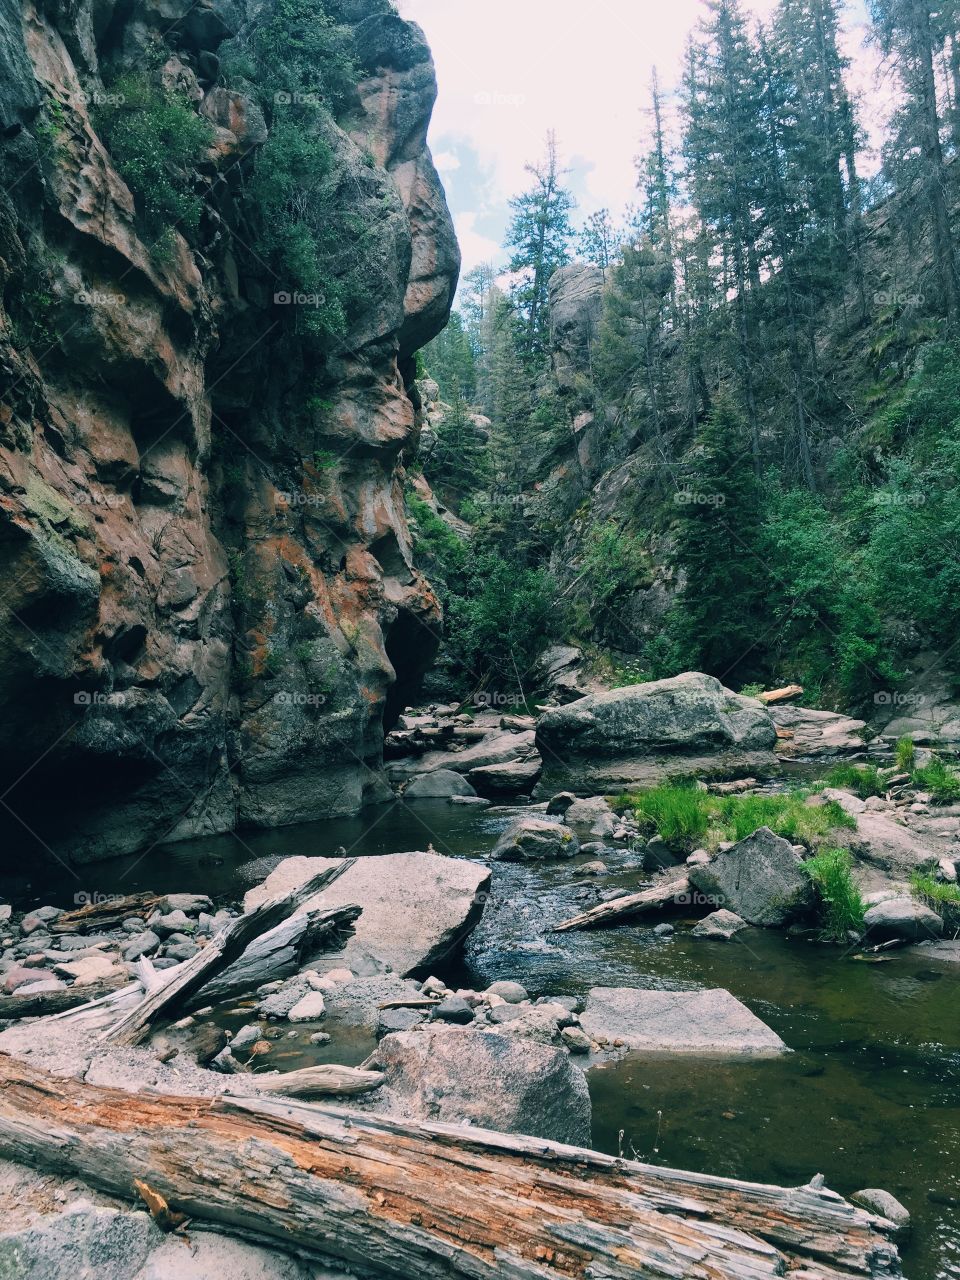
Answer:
[910,871,960,926]
[822,761,884,798]
[803,848,865,942]
[895,735,916,773]
[911,756,960,804]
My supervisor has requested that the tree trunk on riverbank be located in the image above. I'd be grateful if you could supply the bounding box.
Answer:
[0,1053,901,1280]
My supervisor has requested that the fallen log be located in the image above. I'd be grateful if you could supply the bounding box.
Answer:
[553,874,690,932]
[50,892,162,934]
[228,1063,385,1098]
[757,684,804,705]
[0,974,129,1020]
[0,1053,901,1279]
[102,861,357,1046]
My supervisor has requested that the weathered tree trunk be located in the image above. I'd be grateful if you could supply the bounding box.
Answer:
[0,1054,900,1280]
[228,1063,385,1098]
[0,975,129,1020]
[102,862,357,1046]
[553,875,690,932]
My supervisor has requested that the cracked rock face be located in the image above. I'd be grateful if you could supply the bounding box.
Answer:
[0,0,459,864]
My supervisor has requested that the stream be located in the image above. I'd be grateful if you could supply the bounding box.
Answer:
[2,797,958,1280]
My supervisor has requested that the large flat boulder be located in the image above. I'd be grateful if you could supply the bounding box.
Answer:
[771,706,867,755]
[862,897,943,941]
[688,827,813,926]
[403,769,476,798]
[243,852,490,978]
[387,730,538,784]
[365,1025,591,1144]
[534,673,777,794]
[579,987,788,1056]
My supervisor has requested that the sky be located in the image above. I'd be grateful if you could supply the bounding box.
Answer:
[395,0,882,278]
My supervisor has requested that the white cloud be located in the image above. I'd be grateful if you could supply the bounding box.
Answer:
[432,150,461,172]
[398,0,885,275]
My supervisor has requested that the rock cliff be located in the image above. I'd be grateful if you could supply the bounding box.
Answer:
[0,0,458,864]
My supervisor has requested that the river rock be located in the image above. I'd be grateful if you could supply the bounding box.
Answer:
[159,893,212,915]
[287,992,326,1023]
[467,758,542,794]
[485,980,528,1004]
[122,930,160,961]
[244,851,491,977]
[841,809,938,876]
[688,826,813,926]
[490,817,580,861]
[368,1025,591,1144]
[403,769,476,799]
[563,796,616,837]
[534,672,777,794]
[53,956,120,984]
[388,730,538,784]
[580,987,788,1055]
[546,791,577,814]
[862,898,943,941]
[431,995,474,1024]
[770,705,867,754]
[691,909,748,940]
[851,1188,911,1233]
[230,1023,263,1051]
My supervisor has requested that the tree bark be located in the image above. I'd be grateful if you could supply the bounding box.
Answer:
[0,1053,901,1280]
[552,875,690,932]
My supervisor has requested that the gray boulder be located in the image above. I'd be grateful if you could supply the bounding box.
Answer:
[369,1025,591,1144]
[579,987,788,1056]
[691,909,748,940]
[404,769,477,799]
[563,796,616,837]
[485,979,528,1004]
[688,826,813,926]
[535,672,777,793]
[467,758,542,794]
[490,817,580,861]
[862,897,943,941]
[851,1189,911,1234]
[244,851,490,977]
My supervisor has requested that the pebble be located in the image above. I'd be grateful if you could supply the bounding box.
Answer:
[309,1031,331,1045]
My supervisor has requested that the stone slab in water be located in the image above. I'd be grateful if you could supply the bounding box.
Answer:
[244,852,491,978]
[580,987,789,1056]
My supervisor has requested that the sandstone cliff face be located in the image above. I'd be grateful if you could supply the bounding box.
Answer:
[0,0,458,864]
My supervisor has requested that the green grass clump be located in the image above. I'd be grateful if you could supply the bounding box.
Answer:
[823,761,885,798]
[803,848,865,941]
[895,735,916,772]
[626,783,854,851]
[631,783,711,847]
[911,756,960,803]
[910,871,960,926]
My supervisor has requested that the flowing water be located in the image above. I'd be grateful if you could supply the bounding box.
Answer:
[3,798,958,1280]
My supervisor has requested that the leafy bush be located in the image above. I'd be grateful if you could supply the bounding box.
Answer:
[803,848,865,942]
[94,75,213,238]
[823,762,884,798]
[911,755,960,803]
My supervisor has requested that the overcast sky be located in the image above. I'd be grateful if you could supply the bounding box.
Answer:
[395,0,882,277]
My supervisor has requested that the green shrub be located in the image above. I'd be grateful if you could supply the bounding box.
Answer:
[895,735,916,772]
[94,75,213,238]
[632,784,711,847]
[911,756,960,803]
[823,762,884,798]
[803,848,865,941]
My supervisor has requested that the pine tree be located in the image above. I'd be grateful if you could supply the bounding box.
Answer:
[505,131,576,357]
[577,208,622,278]
[870,0,960,315]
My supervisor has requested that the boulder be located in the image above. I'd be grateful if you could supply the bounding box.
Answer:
[579,987,788,1056]
[403,769,476,799]
[535,673,777,794]
[431,995,474,1024]
[53,956,120,985]
[688,827,813,926]
[490,817,580,862]
[563,796,616,837]
[368,1026,591,1144]
[388,731,538,784]
[691,909,748,940]
[467,758,542,794]
[851,1189,911,1234]
[244,852,491,978]
[122,930,160,961]
[841,809,938,877]
[862,898,943,941]
[485,980,528,1004]
[287,992,327,1023]
[771,705,867,755]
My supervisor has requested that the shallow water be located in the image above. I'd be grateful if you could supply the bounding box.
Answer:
[4,797,958,1280]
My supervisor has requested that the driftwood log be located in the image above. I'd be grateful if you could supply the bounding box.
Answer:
[0,974,130,1020]
[553,874,690,932]
[229,1063,385,1098]
[102,861,358,1046]
[0,1053,900,1280]
[50,892,162,934]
